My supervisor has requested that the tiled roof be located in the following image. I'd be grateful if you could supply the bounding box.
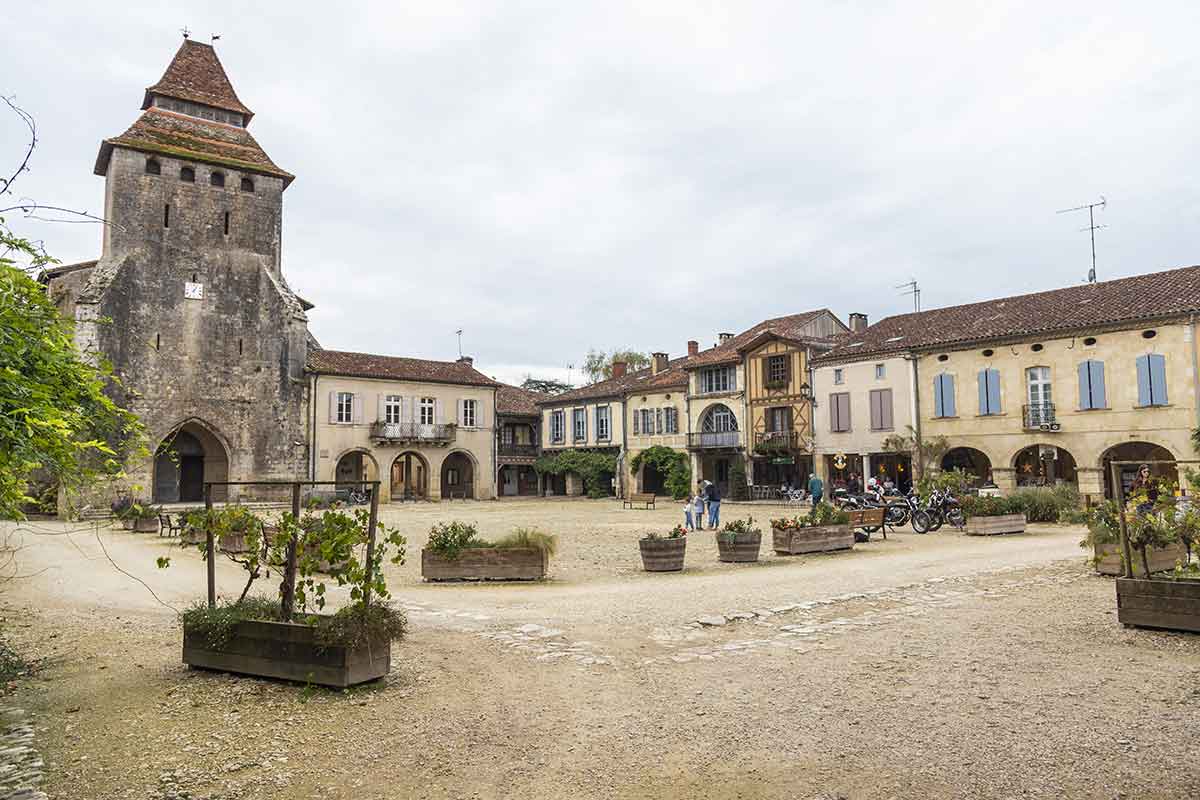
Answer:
[143,40,253,120]
[38,259,98,281]
[308,349,499,387]
[95,108,294,186]
[814,265,1200,364]
[542,356,691,405]
[686,309,843,367]
[496,384,547,416]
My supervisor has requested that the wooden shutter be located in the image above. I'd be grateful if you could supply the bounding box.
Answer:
[1090,361,1106,408]
[351,394,363,424]
[977,371,989,415]
[1078,362,1092,409]
[933,376,945,418]
[1149,354,1167,405]
[328,391,337,423]
[633,408,640,434]
[987,370,1001,414]
[377,394,386,422]
[829,394,839,431]
[1136,355,1152,406]
[655,409,663,434]
[869,391,881,430]
[841,393,851,430]
[880,388,893,429]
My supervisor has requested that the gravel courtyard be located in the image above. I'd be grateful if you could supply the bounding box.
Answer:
[3,498,1199,799]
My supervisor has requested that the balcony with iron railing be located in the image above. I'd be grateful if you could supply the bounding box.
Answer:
[753,430,805,453]
[498,443,539,459]
[688,431,743,449]
[1022,402,1058,430]
[370,421,456,445]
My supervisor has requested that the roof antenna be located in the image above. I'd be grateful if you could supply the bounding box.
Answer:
[211,34,221,44]
[455,329,463,358]
[896,279,921,312]
[180,27,191,39]
[1057,197,1107,283]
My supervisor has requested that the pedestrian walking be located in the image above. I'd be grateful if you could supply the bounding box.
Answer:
[808,473,823,506]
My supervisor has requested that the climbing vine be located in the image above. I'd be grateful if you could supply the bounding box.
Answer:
[534,449,617,498]
[629,445,692,500]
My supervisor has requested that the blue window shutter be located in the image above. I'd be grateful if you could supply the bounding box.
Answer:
[944,374,956,417]
[934,376,944,418]
[987,369,1001,414]
[1149,354,1167,405]
[1090,361,1106,409]
[1136,355,1152,406]
[977,371,988,415]
[1078,362,1092,410]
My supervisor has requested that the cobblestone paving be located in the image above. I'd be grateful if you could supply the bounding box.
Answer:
[0,708,45,800]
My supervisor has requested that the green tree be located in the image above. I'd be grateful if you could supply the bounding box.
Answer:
[520,376,573,395]
[582,348,651,382]
[881,425,949,481]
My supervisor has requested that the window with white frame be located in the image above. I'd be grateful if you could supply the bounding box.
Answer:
[664,407,678,434]
[875,363,886,380]
[699,366,735,394]
[550,410,565,442]
[384,395,402,424]
[635,408,654,435]
[462,399,477,427]
[833,368,844,385]
[419,397,435,425]
[595,405,611,440]
[336,392,354,424]
[573,408,587,441]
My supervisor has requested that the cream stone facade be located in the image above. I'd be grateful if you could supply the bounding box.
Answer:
[686,360,749,496]
[625,388,689,494]
[539,395,625,496]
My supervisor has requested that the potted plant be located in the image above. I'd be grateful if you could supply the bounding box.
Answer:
[1082,500,1186,576]
[164,504,409,687]
[716,517,762,562]
[421,522,555,581]
[124,500,160,533]
[639,524,687,572]
[960,495,1027,535]
[111,495,135,529]
[771,503,852,555]
[182,506,260,553]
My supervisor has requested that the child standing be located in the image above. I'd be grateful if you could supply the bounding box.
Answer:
[692,490,706,530]
[683,496,695,531]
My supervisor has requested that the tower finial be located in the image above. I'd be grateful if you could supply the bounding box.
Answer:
[180,26,190,39]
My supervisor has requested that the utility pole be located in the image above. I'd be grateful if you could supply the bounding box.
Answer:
[1057,197,1107,283]
[896,279,921,312]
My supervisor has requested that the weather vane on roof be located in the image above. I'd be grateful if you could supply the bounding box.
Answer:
[180,27,191,39]
[211,34,221,43]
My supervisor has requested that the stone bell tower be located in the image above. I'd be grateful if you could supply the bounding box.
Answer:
[44,38,312,504]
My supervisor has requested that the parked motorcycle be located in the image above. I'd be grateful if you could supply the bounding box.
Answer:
[911,488,965,533]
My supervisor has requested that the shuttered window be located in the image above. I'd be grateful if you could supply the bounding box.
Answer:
[829,392,851,432]
[1136,354,1168,406]
[335,391,354,424]
[869,389,894,431]
[595,406,610,440]
[384,395,402,423]
[1078,360,1107,410]
[933,373,956,418]
[664,407,679,434]
[573,408,587,441]
[977,369,1001,415]
[550,410,565,442]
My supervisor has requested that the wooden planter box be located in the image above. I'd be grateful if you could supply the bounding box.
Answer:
[119,518,135,531]
[1094,542,1187,577]
[219,531,251,554]
[421,547,546,581]
[716,531,762,563]
[183,618,389,687]
[132,517,159,533]
[965,514,1027,536]
[1116,577,1200,633]
[639,537,686,572]
[181,526,205,546]
[772,525,853,555]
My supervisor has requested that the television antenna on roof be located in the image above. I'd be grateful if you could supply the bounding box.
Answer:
[1057,197,1107,283]
[896,279,921,312]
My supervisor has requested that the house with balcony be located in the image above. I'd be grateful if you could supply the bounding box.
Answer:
[537,367,629,495]
[495,384,546,497]
[307,350,499,501]
[816,265,1200,504]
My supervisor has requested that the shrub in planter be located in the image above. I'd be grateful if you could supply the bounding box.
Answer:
[716,517,762,562]
[770,503,852,555]
[1081,500,1186,576]
[121,500,160,532]
[183,506,261,553]
[111,495,134,528]
[959,495,1027,535]
[421,523,556,580]
[639,525,687,572]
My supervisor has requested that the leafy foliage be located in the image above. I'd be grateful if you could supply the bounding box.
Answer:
[643,524,688,541]
[728,460,749,501]
[720,516,759,537]
[1005,485,1080,523]
[534,449,617,498]
[881,425,949,480]
[915,468,972,501]
[770,502,850,529]
[959,494,1023,518]
[629,445,691,500]
[492,527,559,557]
[181,595,280,649]
[313,602,408,650]
[426,521,489,560]
[520,376,573,395]
[582,348,650,382]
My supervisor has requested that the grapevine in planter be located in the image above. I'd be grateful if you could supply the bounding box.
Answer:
[770,503,852,555]
[421,522,556,581]
[639,525,687,572]
[1081,500,1187,576]
[716,517,762,562]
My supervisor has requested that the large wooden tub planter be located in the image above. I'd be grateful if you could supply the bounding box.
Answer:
[1116,577,1200,633]
[1106,494,1200,633]
[421,522,556,581]
[639,531,687,572]
[770,504,853,555]
[716,518,762,563]
[958,495,1027,536]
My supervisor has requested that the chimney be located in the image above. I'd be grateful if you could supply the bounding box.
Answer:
[652,352,668,374]
[457,355,474,367]
[848,313,868,333]
[611,360,628,379]
[718,332,734,344]
[687,340,699,357]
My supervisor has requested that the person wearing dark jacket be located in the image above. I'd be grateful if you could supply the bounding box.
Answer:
[706,481,722,528]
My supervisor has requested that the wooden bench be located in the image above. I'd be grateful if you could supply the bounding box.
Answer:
[846,507,888,541]
[623,493,656,510]
[158,513,185,538]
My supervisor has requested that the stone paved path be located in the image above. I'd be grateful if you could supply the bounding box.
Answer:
[0,708,45,800]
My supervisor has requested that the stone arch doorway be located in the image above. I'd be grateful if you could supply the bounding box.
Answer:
[441,451,476,500]
[942,447,993,487]
[153,421,230,503]
[1101,441,1177,499]
[334,449,379,492]
[641,462,665,494]
[391,451,429,501]
[1013,444,1077,488]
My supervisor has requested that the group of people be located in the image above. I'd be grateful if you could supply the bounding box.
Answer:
[682,481,723,530]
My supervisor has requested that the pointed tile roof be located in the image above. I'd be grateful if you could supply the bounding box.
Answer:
[307,349,500,387]
[496,384,549,416]
[143,39,253,121]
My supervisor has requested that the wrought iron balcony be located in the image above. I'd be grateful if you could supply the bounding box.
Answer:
[688,431,742,449]
[754,431,805,452]
[369,421,455,445]
[498,443,539,458]
[1022,403,1058,430]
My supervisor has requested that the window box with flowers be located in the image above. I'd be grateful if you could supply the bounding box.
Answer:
[639,525,687,572]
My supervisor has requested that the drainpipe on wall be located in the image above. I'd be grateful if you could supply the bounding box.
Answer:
[309,373,318,482]
[619,397,627,499]
[1190,314,1200,431]
[492,386,498,500]
[906,353,923,480]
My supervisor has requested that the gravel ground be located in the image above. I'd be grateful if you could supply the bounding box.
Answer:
[2,500,1200,798]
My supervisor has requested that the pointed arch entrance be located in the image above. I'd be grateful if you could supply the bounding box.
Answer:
[153,420,230,503]
[391,451,430,501]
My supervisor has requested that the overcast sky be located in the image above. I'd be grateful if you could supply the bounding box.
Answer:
[5,2,1199,385]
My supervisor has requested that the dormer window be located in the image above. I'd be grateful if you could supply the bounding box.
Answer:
[180,166,195,183]
[210,171,225,188]
[145,158,161,175]
[240,176,254,193]
[153,95,244,127]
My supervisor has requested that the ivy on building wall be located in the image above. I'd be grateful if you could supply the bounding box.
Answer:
[629,446,692,500]
[534,449,618,498]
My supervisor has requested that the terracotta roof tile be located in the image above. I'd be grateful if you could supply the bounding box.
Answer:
[496,384,547,416]
[95,108,293,186]
[686,309,842,367]
[308,349,499,387]
[815,265,1200,364]
[542,356,692,405]
[143,40,252,119]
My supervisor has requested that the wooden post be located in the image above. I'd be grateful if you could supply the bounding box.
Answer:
[204,482,216,608]
[281,482,301,621]
[1112,461,1134,580]
[362,481,380,609]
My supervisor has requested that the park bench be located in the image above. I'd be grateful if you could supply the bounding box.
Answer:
[846,507,888,542]
[158,513,185,538]
[623,493,656,510]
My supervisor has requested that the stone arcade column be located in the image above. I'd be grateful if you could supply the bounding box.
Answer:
[992,466,1016,494]
[1077,467,1103,506]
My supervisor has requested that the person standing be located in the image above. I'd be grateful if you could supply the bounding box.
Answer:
[808,473,823,506]
[707,481,722,528]
[693,488,706,531]
[847,473,861,495]
[683,495,695,531]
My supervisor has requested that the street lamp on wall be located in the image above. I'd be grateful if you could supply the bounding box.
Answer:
[800,382,812,402]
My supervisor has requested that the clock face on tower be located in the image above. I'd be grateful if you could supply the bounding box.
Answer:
[184,281,204,300]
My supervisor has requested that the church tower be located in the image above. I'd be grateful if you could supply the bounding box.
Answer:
[44,38,312,504]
